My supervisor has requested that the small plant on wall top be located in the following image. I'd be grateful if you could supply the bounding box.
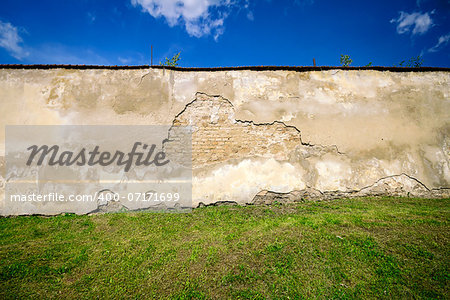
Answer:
[394,55,423,67]
[160,52,181,66]
[340,54,352,66]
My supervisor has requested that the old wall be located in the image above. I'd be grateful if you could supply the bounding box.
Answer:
[0,68,449,213]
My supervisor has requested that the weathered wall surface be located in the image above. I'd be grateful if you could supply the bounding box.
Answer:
[0,68,449,213]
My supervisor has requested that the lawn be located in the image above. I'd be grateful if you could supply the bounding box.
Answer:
[1,197,449,299]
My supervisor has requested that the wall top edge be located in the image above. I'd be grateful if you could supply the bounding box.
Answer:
[0,64,449,72]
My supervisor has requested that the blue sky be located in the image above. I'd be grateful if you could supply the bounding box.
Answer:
[0,0,449,67]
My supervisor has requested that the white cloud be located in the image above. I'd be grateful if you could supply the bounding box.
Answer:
[0,21,29,60]
[87,12,96,23]
[131,0,236,40]
[428,33,450,52]
[390,11,434,35]
[416,0,428,8]
[28,44,110,65]
[243,0,254,21]
[118,57,132,64]
[246,11,254,21]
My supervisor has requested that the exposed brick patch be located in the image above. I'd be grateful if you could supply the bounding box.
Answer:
[170,93,302,166]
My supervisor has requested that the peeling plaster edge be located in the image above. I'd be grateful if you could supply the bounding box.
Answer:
[248,173,450,206]
[359,173,430,191]
[172,92,346,155]
[1,172,448,217]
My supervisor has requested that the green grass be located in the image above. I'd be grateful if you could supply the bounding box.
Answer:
[1,197,449,299]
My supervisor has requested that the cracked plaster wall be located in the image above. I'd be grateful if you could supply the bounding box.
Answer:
[0,68,449,213]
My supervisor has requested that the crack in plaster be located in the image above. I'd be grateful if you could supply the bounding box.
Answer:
[137,71,151,86]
